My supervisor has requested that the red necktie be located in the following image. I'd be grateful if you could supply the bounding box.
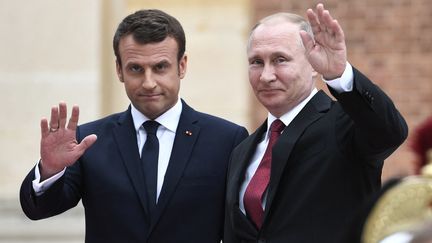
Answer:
[244,119,285,229]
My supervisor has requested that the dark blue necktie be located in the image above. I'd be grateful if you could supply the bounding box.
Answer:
[141,120,160,213]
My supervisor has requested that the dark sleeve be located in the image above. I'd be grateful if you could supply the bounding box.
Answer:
[329,66,408,161]
[20,127,88,220]
[233,126,249,148]
[19,166,80,220]
[19,125,86,220]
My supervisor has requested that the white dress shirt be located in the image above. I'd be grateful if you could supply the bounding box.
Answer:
[132,99,182,201]
[32,99,183,201]
[239,62,354,214]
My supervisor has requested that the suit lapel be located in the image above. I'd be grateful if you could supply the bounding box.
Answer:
[148,101,200,232]
[230,125,266,198]
[112,108,150,217]
[227,124,267,235]
[263,91,332,221]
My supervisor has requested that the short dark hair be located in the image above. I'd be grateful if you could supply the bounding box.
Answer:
[113,9,186,66]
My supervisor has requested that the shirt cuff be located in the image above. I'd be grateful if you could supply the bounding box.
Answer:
[32,160,66,196]
[323,62,354,93]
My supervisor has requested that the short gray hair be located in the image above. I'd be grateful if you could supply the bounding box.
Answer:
[247,13,314,49]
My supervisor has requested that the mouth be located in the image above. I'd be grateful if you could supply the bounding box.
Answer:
[139,93,162,99]
[259,89,282,95]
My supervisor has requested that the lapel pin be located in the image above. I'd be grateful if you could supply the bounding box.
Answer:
[185,130,192,136]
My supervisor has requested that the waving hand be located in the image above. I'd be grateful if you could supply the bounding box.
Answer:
[300,3,347,80]
[39,102,97,180]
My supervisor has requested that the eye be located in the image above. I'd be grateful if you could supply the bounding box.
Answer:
[129,64,143,73]
[154,62,169,73]
[249,59,263,66]
[274,56,287,64]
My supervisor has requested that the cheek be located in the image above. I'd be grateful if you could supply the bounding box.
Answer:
[280,66,306,85]
[171,81,181,93]
[248,78,259,92]
[248,69,261,86]
[159,77,180,92]
[123,78,141,93]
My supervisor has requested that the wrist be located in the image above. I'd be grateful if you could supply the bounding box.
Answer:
[322,61,348,81]
[39,160,62,181]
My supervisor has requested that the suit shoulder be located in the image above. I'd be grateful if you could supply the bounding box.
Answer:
[77,111,126,134]
[194,110,244,129]
[181,99,246,130]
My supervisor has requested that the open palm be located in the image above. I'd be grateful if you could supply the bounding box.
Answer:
[39,102,97,180]
[300,3,347,80]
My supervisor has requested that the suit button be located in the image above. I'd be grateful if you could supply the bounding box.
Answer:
[363,90,374,103]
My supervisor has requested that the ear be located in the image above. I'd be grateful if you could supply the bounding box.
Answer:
[178,54,188,79]
[116,60,124,83]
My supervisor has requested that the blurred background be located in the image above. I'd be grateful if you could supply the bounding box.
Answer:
[0,0,430,242]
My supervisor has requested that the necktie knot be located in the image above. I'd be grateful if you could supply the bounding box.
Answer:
[143,120,160,135]
[270,119,285,134]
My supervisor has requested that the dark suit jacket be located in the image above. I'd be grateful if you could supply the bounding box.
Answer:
[20,100,248,243]
[224,68,408,243]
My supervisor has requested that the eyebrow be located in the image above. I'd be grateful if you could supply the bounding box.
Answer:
[124,58,172,67]
[248,51,292,61]
[153,59,171,66]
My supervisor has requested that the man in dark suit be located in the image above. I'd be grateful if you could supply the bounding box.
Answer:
[224,3,408,243]
[20,9,248,243]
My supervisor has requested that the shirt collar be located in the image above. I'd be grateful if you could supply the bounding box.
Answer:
[130,98,182,133]
[267,88,318,134]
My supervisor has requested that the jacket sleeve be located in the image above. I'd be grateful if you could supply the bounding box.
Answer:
[19,166,80,220]
[328,66,408,161]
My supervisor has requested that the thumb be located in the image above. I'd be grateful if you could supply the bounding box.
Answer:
[77,134,98,153]
[299,30,315,55]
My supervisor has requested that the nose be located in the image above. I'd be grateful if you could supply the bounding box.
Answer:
[260,64,276,83]
[141,72,157,89]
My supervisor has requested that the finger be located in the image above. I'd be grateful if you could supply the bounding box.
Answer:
[49,106,59,129]
[41,118,49,137]
[306,8,320,35]
[321,10,336,33]
[317,5,338,36]
[316,3,326,25]
[330,19,345,41]
[58,101,68,129]
[67,105,80,130]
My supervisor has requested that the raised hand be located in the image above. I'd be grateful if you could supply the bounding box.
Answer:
[39,102,97,180]
[300,3,347,80]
